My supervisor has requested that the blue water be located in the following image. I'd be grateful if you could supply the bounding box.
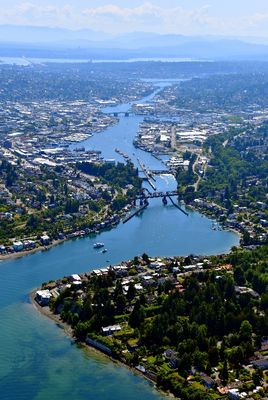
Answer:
[0,83,239,400]
[0,57,209,66]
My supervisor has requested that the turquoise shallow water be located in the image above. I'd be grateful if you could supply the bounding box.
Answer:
[0,83,239,400]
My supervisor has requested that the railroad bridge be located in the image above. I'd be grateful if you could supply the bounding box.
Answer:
[135,190,178,200]
[134,190,189,217]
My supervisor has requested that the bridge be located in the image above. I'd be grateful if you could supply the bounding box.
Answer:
[122,190,188,224]
[150,170,174,175]
[104,111,134,117]
[135,190,179,200]
[135,190,189,216]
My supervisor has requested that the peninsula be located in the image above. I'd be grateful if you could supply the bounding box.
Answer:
[34,246,268,400]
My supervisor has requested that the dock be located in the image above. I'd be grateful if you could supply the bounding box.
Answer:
[137,158,157,190]
[122,203,148,224]
[115,148,131,162]
[167,196,189,216]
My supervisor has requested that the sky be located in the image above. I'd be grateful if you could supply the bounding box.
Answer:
[1,0,268,37]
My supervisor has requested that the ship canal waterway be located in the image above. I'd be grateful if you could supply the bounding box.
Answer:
[0,81,239,400]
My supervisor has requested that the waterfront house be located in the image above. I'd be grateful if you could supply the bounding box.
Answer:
[102,325,121,336]
[35,290,52,306]
[40,235,51,245]
[23,240,36,249]
[13,241,24,252]
[0,245,6,253]
[70,274,81,282]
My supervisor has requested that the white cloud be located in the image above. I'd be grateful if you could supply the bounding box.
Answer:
[83,2,160,18]
[1,1,268,37]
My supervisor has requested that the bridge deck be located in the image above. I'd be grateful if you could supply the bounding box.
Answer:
[136,191,178,200]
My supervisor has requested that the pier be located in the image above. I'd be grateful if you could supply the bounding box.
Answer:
[114,148,131,161]
[123,202,148,223]
[167,196,189,216]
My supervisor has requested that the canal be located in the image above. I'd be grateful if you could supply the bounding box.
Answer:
[0,82,239,400]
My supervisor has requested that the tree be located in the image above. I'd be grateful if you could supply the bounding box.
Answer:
[179,353,192,376]
[233,266,246,286]
[133,256,139,265]
[252,369,263,386]
[208,346,219,367]
[239,320,253,343]
[220,359,228,384]
[65,199,79,214]
[193,350,208,370]
[127,282,136,302]
[111,194,127,211]
[50,194,55,204]
[64,182,68,196]
[115,294,126,314]
[26,214,40,230]
[260,293,268,311]
[129,300,145,329]
[196,324,208,351]
[142,253,149,264]
[219,339,226,361]
[228,346,244,367]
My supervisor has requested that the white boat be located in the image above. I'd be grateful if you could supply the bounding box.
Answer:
[93,242,105,249]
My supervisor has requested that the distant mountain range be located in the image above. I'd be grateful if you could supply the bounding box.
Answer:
[1,25,268,61]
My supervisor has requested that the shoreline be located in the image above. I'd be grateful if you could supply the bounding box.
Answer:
[0,204,131,262]
[30,290,173,399]
[0,205,242,262]
[30,290,75,338]
[0,239,65,261]
[186,203,243,243]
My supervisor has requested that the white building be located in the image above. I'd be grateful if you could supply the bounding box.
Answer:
[35,290,52,306]
[228,389,247,400]
[13,241,24,252]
